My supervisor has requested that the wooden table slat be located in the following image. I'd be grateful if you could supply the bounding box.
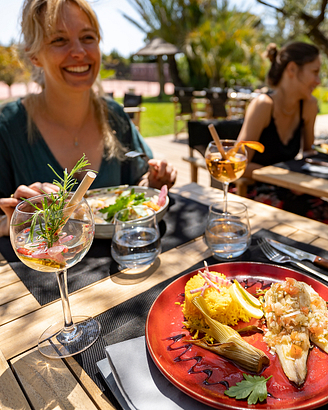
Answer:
[1,183,328,410]
[0,348,31,409]
[65,357,116,410]
[252,165,328,198]
[10,348,98,410]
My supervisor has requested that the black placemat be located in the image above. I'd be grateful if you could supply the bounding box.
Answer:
[0,193,208,305]
[72,228,328,408]
[275,153,328,179]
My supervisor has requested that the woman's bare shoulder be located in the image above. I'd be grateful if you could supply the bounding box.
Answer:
[248,93,273,112]
[244,93,273,122]
[303,95,319,119]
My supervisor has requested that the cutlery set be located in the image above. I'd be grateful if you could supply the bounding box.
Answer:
[258,237,328,283]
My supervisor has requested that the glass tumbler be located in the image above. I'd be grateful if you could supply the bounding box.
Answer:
[205,201,251,260]
[111,206,161,271]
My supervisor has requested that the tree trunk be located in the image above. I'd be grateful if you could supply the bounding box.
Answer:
[167,54,185,87]
[157,56,165,100]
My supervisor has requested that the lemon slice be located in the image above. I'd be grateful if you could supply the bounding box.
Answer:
[233,280,262,308]
[230,283,263,319]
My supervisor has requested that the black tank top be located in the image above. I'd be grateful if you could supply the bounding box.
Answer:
[252,98,304,166]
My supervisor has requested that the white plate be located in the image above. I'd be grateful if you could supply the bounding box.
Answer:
[85,185,169,239]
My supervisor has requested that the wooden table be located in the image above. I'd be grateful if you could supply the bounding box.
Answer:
[252,162,328,198]
[1,183,328,409]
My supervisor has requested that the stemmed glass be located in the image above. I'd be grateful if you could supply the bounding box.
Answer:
[10,192,100,358]
[205,139,247,212]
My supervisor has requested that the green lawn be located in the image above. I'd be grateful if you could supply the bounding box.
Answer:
[116,95,179,138]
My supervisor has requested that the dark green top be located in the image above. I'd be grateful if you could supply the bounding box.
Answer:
[0,98,153,198]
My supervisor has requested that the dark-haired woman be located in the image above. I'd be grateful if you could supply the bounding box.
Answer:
[236,42,327,222]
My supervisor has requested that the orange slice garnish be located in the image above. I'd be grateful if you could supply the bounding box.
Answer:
[227,141,265,158]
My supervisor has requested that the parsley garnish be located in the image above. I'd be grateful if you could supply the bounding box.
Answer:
[23,155,93,248]
[225,374,272,405]
[99,188,148,222]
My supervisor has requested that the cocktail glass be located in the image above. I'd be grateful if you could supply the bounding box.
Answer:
[10,193,100,358]
[205,139,247,212]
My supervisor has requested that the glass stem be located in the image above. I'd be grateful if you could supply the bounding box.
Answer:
[56,269,74,331]
[222,182,229,213]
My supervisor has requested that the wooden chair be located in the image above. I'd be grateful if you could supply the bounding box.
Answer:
[173,87,195,140]
[123,93,145,130]
[183,119,252,196]
[205,89,228,119]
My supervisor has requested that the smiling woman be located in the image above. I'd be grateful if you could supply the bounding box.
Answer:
[0,0,177,237]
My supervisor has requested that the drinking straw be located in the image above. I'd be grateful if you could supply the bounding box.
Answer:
[67,171,97,208]
[63,171,97,219]
[208,124,227,160]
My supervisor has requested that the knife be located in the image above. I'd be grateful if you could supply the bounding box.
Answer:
[266,238,328,270]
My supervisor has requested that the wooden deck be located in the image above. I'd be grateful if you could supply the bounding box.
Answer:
[145,133,211,189]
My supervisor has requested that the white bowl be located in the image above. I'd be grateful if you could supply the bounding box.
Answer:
[85,185,169,239]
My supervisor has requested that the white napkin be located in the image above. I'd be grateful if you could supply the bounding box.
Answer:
[302,163,328,175]
[97,336,213,410]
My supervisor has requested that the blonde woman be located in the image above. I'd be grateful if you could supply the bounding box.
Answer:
[0,0,177,236]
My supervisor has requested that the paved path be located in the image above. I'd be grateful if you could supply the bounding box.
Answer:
[0,80,174,100]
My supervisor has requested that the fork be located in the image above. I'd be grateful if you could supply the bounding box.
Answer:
[125,151,150,162]
[258,238,328,283]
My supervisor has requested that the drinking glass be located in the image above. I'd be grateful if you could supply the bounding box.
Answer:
[205,201,251,260]
[205,140,247,212]
[111,205,161,272]
[10,193,100,358]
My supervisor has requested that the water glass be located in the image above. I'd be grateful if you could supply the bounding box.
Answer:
[205,201,251,260]
[111,206,161,271]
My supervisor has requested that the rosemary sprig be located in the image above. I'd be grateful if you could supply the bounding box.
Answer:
[24,155,93,248]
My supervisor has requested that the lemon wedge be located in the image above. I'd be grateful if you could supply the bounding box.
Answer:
[230,283,263,319]
[233,280,262,308]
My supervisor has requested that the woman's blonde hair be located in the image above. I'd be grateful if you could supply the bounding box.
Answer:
[20,0,125,160]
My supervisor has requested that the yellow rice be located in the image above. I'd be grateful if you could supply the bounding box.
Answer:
[182,272,252,332]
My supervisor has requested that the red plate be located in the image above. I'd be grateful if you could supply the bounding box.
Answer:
[145,262,328,410]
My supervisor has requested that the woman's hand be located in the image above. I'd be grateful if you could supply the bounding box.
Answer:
[0,182,59,237]
[138,159,177,190]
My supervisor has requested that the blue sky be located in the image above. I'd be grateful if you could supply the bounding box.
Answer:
[0,0,275,57]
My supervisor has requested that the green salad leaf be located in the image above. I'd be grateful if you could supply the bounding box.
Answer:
[224,374,272,405]
[99,188,149,222]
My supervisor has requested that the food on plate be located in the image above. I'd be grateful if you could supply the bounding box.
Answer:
[190,297,270,373]
[85,185,167,224]
[181,267,328,389]
[303,282,328,353]
[182,268,262,333]
[182,267,269,373]
[264,277,328,386]
[321,143,328,153]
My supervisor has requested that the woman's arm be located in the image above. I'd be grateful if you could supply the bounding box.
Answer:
[0,182,59,237]
[237,94,272,178]
[302,96,319,152]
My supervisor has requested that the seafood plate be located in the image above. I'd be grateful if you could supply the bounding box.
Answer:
[146,262,328,410]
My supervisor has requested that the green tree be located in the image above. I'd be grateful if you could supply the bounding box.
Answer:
[124,0,268,89]
[0,44,24,97]
[257,1,328,54]
[186,8,267,88]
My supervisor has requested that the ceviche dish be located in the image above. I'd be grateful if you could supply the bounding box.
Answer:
[85,185,169,238]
